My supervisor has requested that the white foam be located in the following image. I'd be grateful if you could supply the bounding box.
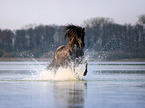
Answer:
[39,64,86,81]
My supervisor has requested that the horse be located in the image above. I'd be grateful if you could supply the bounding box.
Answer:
[47,24,87,76]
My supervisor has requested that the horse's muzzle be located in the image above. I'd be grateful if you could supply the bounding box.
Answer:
[81,44,85,49]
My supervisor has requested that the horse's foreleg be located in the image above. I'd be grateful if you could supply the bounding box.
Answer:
[72,63,76,72]
[83,63,88,76]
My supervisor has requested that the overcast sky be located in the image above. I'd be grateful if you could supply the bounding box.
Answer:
[0,0,145,30]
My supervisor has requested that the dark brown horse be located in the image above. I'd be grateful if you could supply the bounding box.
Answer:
[47,24,87,76]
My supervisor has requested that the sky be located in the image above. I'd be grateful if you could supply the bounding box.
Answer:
[0,0,145,30]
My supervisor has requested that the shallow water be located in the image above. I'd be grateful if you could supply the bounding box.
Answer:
[0,61,145,108]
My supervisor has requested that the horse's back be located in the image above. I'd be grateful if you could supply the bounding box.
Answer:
[56,45,65,53]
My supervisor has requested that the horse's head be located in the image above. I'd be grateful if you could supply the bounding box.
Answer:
[63,25,85,49]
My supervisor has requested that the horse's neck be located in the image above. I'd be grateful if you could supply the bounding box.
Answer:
[66,40,75,52]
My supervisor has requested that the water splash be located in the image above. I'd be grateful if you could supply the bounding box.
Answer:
[24,59,87,81]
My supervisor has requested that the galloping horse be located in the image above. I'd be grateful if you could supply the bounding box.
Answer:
[47,24,87,76]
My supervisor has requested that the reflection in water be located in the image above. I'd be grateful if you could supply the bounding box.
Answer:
[53,81,87,108]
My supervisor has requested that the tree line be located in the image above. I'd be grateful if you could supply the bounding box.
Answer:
[0,15,145,59]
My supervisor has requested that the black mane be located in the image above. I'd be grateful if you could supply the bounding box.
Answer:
[63,24,85,38]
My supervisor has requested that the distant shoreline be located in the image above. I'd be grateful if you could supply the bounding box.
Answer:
[0,58,144,62]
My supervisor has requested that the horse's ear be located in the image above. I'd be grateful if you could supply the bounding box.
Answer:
[82,27,85,31]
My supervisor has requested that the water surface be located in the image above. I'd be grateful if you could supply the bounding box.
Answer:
[0,61,145,108]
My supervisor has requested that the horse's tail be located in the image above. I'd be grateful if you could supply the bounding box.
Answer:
[46,60,59,71]
[46,62,53,70]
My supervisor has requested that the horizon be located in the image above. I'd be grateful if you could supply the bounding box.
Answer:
[0,0,145,30]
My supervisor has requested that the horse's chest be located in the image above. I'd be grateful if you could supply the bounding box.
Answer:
[70,48,84,58]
